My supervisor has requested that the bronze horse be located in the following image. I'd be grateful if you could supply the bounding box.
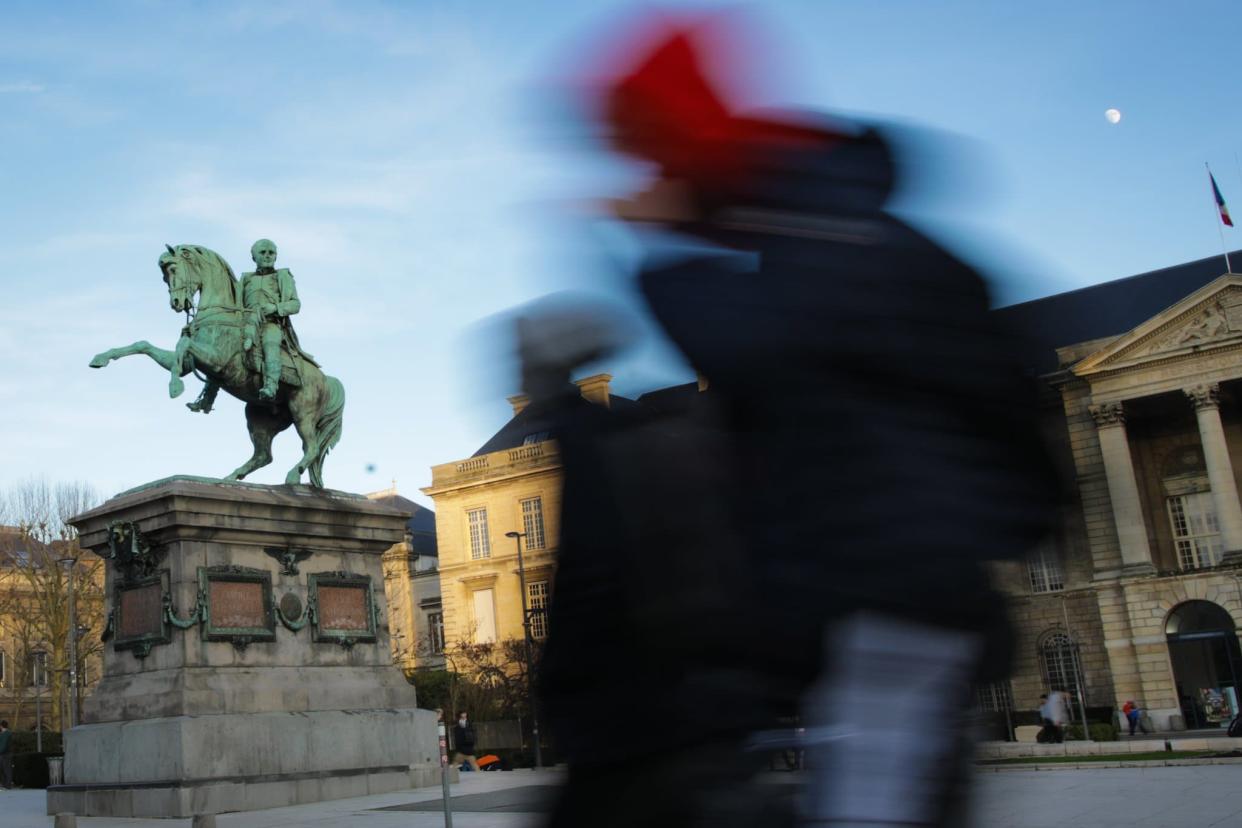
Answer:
[89,245,344,487]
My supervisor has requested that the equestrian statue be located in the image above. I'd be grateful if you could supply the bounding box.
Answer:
[89,240,345,488]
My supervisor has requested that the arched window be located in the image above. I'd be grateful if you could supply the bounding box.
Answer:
[1040,632,1082,695]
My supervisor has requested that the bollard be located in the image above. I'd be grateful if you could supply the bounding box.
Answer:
[191,814,217,828]
[53,814,77,828]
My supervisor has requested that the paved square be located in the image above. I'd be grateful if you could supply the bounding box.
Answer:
[5,766,1242,827]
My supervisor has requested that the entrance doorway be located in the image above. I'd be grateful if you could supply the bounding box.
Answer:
[1165,600,1242,729]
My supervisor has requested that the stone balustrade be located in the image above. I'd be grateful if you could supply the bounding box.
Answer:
[428,440,560,493]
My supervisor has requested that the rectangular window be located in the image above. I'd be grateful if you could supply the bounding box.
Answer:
[1027,546,1065,594]
[28,651,48,688]
[974,679,1013,713]
[472,588,496,644]
[467,508,491,560]
[1168,493,1223,570]
[528,580,549,640]
[521,497,546,551]
[427,611,445,654]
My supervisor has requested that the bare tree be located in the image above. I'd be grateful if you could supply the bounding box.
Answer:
[0,479,105,730]
[440,636,537,722]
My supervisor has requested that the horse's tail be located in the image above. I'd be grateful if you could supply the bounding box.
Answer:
[309,375,345,488]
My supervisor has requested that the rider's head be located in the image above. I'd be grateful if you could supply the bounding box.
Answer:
[251,239,278,270]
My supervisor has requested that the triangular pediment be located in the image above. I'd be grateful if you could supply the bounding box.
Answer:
[1073,274,1242,376]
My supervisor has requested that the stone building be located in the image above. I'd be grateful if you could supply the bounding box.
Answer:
[420,373,710,664]
[419,375,589,655]
[994,251,1242,730]
[423,251,1242,733]
[368,490,443,673]
[0,525,105,730]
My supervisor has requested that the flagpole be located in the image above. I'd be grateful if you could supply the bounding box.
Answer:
[1207,162,1233,273]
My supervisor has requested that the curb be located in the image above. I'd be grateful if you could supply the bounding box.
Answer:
[977,757,1242,772]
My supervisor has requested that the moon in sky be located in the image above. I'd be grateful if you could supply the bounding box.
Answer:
[1105,108,1122,124]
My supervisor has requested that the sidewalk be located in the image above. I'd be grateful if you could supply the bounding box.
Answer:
[976,733,1242,760]
[0,769,560,828]
[7,763,1242,827]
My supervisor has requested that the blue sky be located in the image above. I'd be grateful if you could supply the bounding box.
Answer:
[3,1,1242,505]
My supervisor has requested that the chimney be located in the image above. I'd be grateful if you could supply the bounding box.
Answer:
[574,373,612,407]
[507,394,530,416]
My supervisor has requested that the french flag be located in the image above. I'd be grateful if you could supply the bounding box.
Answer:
[1211,170,1234,227]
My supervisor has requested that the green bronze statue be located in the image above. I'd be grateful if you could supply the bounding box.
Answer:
[242,239,314,400]
[89,243,345,487]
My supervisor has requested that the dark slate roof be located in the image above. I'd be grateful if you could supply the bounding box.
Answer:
[472,381,712,457]
[993,251,1242,375]
[368,493,438,557]
[635,381,703,412]
[471,253,1242,450]
[472,392,642,456]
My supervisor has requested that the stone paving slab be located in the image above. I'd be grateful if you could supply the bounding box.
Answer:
[4,764,1242,827]
[376,784,559,813]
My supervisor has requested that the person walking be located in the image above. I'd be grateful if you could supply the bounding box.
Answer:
[0,720,13,789]
[1122,700,1142,737]
[452,711,480,771]
[1040,692,1069,743]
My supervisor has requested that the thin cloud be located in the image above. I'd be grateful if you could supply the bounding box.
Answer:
[0,81,44,94]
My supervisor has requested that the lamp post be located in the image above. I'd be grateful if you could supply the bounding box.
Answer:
[504,531,543,768]
[1061,592,1092,742]
[58,557,79,729]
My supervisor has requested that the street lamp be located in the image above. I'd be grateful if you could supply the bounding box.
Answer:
[57,557,79,730]
[504,530,543,768]
[1061,592,1092,743]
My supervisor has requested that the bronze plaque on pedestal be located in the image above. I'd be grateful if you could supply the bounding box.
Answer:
[113,572,172,655]
[210,580,267,629]
[317,585,369,631]
[118,581,163,639]
[199,567,275,643]
[309,572,377,644]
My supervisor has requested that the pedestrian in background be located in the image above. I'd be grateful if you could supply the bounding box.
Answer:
[1122,700,1142,737]
[0,720,13,789]
[1040,692,1069,743]
[452,710,480,771]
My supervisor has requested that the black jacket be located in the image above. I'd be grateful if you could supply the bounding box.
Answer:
[639,126,1060,675]
[453,721,476,753]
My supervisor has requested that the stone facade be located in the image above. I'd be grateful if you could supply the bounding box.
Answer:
[0,524,105,730]
[421,441,560,655]
[996,272,1242,730]
[418,377,627,659]
[422,264,1242,735]
[370,490,443,672]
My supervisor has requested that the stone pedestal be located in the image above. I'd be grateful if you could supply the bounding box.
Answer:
[49,477,439,818]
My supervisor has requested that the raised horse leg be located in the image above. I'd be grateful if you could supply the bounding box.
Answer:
[91,336,214,400]
[89,340,183,373]
[227,403,292,481]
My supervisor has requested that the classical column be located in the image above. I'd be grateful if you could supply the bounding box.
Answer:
[1185,383,1242,560]
[1090,401,1156,575]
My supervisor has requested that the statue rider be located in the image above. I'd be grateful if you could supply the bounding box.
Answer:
[187,238,315,412]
